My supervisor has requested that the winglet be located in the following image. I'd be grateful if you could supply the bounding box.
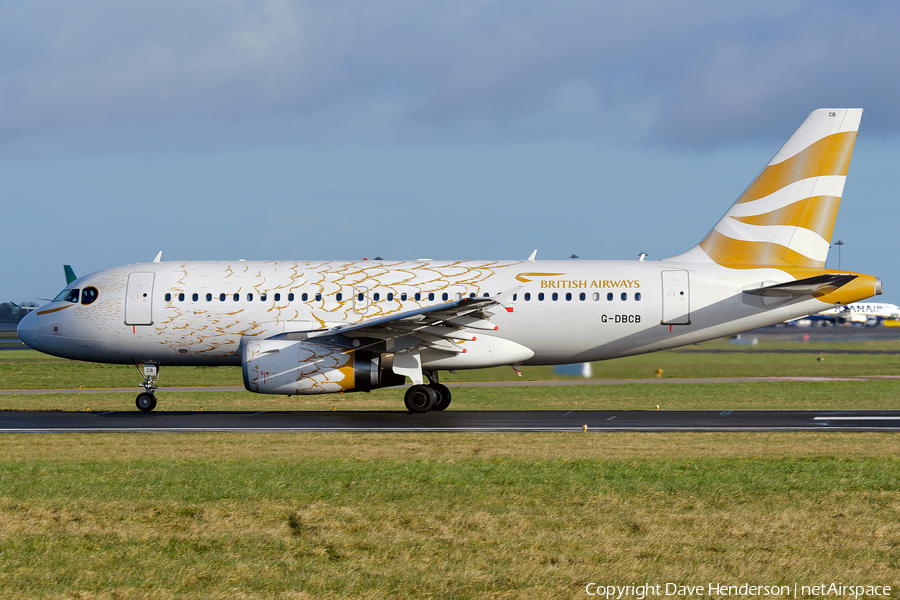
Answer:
[527,249,537,262]
[153,251,163,263]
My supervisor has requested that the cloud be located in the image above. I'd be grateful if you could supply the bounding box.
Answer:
[2,0,899,155]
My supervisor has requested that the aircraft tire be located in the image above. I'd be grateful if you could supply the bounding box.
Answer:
[404,385,436,413]
[136,392,157,412]
[430,383,451,411]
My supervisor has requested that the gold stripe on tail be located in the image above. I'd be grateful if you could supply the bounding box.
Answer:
[734,131,856,205]
[730,195,841,241]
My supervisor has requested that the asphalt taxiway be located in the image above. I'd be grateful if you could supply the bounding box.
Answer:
[2,409,899,433]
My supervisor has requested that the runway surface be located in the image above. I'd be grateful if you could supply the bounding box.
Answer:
[2,409,900,432]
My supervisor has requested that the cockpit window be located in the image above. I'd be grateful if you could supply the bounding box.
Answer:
[81,287,98,305]
[54,289,80,303]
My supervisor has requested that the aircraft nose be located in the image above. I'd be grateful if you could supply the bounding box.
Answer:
[16,309,41,350]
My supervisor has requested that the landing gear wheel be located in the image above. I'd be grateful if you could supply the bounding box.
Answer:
[430,383,451,411]
[136,392,157,412]
[404,385,437,413]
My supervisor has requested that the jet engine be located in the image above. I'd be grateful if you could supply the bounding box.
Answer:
[242,339,402,395]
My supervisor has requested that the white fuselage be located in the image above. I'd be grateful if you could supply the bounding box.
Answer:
[17,258,852,370]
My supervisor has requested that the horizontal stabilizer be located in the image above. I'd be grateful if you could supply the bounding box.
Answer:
[744,273,858,299]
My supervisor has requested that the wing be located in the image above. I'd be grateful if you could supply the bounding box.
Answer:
[272,296,506,355]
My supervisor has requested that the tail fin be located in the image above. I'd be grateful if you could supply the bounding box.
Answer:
[674,108,862,268]
[63,265,77,285]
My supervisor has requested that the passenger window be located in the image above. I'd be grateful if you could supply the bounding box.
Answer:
[206,293,213,302]
[261,293,267,301]
[358,293,364,302]
[192,293,199,302]
[621,292,627,301]
[387,293,394,301]
[469,293,476,299]
[81,287,99,305]
[275,293,281,302]
[288,293,294,301]
[593,292,600,301]
[524,292,531,301]
[483,293,490,298]
[565,293,572,301]
[178,293,185,302]
[635,292,642,301]
[165,293,172,302]
[428,293,435,301]
[233,293,240,301]
[401,293,407,301]
[538,293,545,301]
[336,293,343,301]
[302,293,308,301]
[415,293,421,301]
[512,294,517,301]
[579,292,586,301]
[442,293,449,301]
[552,293,558,301]
[315,293,322,302]
[247,293,253,301]
[373,292,380,301]
[607,292,613,301]
[219,293,226,302]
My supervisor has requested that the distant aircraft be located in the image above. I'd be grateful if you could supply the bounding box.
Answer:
[788,301,900,326]
[9,266,78,310]
[18,109,882,412]
[64,265,77,286]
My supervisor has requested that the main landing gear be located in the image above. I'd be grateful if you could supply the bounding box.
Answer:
[404,370,452,413]
[135,363,159,412]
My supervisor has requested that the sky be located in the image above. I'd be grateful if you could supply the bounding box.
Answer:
[3,0,900,305]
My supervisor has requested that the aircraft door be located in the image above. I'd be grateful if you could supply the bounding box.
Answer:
[661,270,691,325]
[125,272,155,326]
[353,287,369,315]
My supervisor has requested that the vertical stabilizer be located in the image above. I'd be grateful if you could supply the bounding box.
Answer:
[63,265,77,285]
[671,108,862,268]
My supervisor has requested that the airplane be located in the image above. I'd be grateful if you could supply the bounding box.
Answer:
[17,108,882,413]
[788,301,900,326]
[8,302,35,313]
[64,265,77,286]
[8,266,79,312]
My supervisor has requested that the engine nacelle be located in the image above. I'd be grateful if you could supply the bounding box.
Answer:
[242,339,392,395]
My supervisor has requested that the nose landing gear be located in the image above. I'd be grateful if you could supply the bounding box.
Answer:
[135,363,159,412]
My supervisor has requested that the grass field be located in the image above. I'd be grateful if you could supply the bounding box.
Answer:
[3,380,900,413]
[1,433,898,599]
[1,340,899,598]
[2,336,900,389]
